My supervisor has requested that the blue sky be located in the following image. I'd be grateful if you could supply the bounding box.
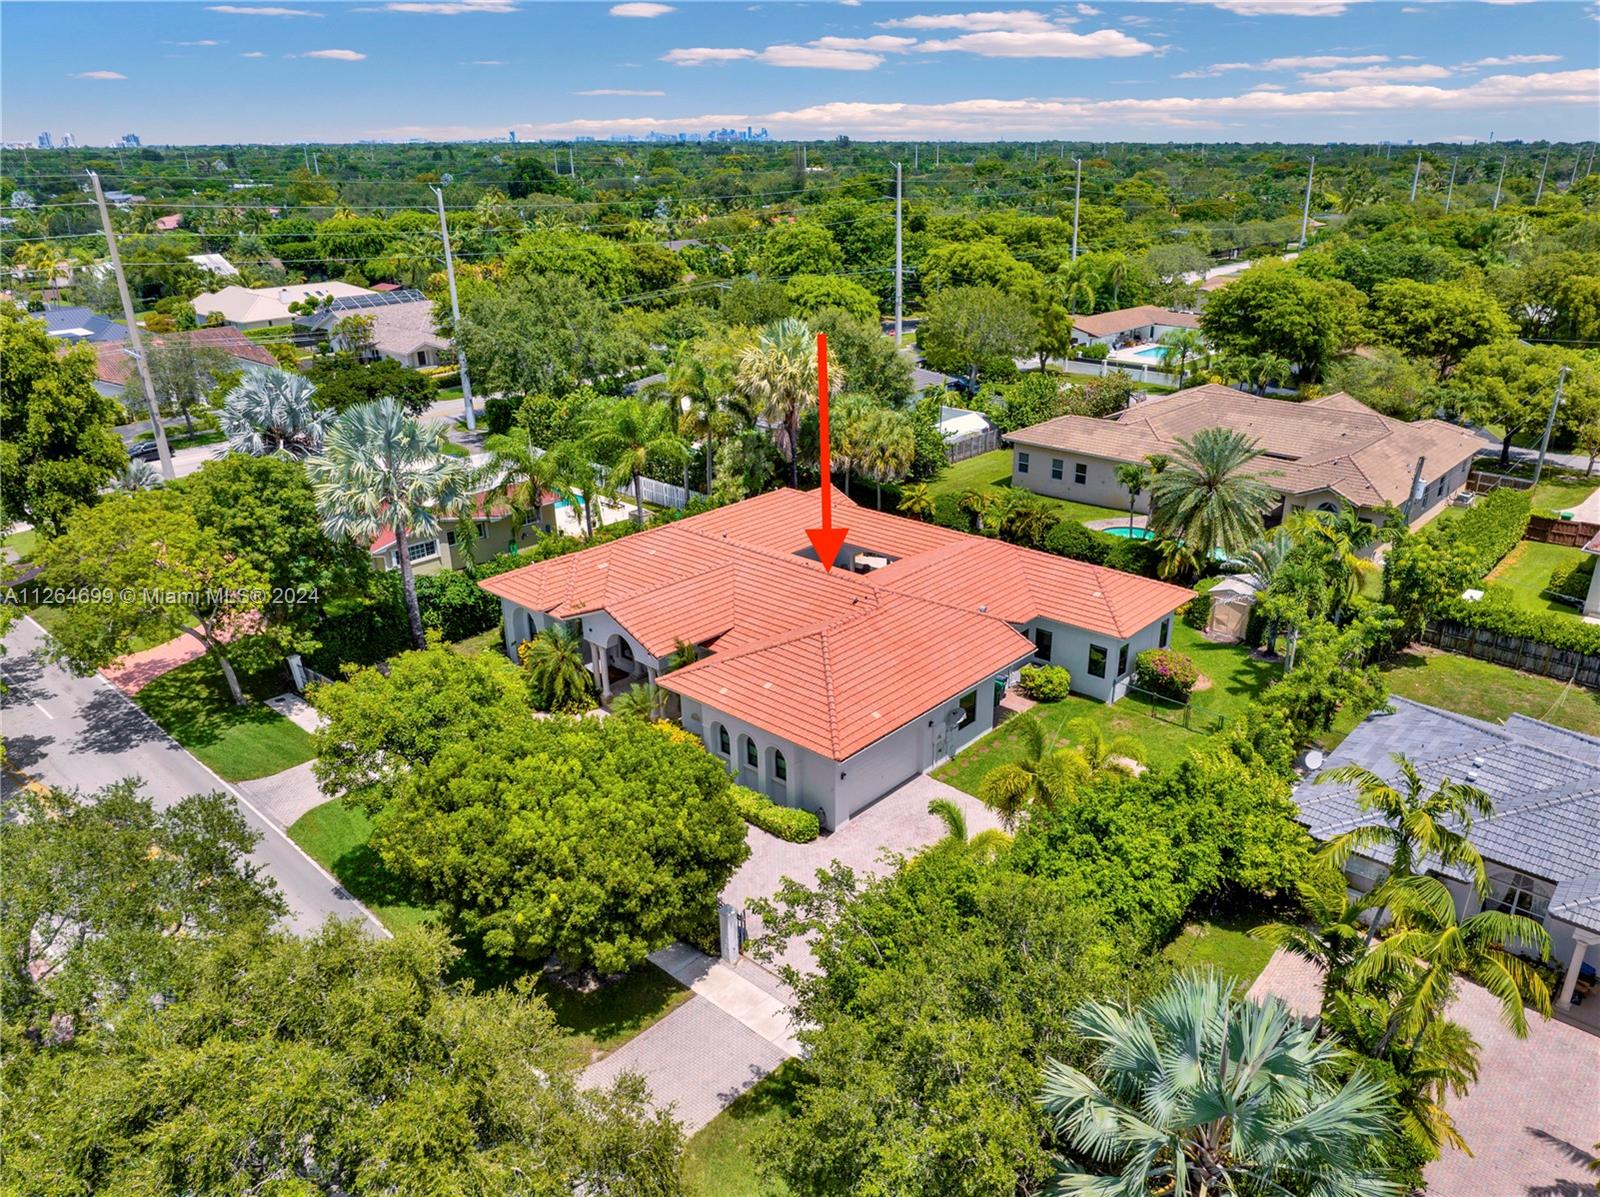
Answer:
[3,1,1597,145]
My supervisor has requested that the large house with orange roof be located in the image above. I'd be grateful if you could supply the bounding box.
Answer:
[480,488,1193,830]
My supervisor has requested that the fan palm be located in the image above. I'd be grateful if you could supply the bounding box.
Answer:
[111,460,163,492]
[862,407,916,510]
[220,365,331,459]
[1039,971,1401,1197]
[1355,874,1551,1052]
[958,487,995,533]
[307,398,472,649]
[1148,427,1279,562]
[1063,717,1145,776]
[897,482,934,521]
[518,623,596,714]
[1112,461,1150,533]
[735,316,826,487]
[829,394,876,497]
[1157,328,1205,388]
[585,397,689,525]
[611,681,667,721]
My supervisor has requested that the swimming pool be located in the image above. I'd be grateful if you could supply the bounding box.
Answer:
[1122,345,1170,362]
[1102,525,1154,540]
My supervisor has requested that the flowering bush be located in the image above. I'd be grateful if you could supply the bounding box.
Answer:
[1134,648,1199,702]
[1017,663,1072,702]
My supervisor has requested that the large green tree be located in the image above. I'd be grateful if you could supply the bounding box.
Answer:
[1200,261,1364,381]
[305,353,440,415]
[758,222,843,279]
[0,306,127,536]
[145,336,236,435]
[371,717,749,973]
[1448,340,1600,467]
[1369,279,1513,379]
[918,284,1037,383]
[454,273,636,398]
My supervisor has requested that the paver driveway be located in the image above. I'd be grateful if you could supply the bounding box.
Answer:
[1252,950,1600,1197]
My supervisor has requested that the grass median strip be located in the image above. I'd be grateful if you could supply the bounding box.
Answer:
[133,655,314,783]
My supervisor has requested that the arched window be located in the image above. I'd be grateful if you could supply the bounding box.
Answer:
[716,725,730,756]
[773,749,787,782]
[1317,501,1339,514]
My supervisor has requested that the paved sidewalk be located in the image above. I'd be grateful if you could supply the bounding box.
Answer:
[650,942,801,1056]
[239,761,335,830]
[99,629,211,694]
[1251,949,1600,1197]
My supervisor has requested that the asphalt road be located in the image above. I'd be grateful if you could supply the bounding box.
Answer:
[1,617,384,937]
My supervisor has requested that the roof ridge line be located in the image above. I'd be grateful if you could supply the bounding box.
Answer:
[817,623,842,759]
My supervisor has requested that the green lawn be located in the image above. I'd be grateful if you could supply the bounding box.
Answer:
[934,622,1281,795]
[2,528,38,564]
[1162,912,1277,993]
[1484,540,1590,616]
[1528,475,1596,516]
[1376,647,1600,739]
[133,655,315,782]
[683,1061,803,1197]
[288,794,693,1067]
[927,449,1126,525]
[448,626,504,658]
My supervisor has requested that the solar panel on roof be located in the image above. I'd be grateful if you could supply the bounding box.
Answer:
[326,289,427,312]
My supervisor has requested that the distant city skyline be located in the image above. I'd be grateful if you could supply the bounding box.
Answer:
[2,1,1597,146]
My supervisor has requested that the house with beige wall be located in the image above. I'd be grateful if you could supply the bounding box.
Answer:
[370,489,558,576]
[1006,383,1483,533]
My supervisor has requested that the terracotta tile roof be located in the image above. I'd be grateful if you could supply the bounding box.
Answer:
[482,488,1194,758]
[1006,384,1482,509]
[88,326,277,386]
[661,592,1036,761]
[1072,305,1200,338]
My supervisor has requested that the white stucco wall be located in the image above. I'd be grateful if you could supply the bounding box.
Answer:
[1011,445,1145,513]
[1023,612,1174,702]
[1585,554,1600,617]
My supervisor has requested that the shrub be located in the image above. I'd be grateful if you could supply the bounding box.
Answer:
[931,492,969,532]
[483,395,518,435]
[1180,592,1213,629]
[1435,592,1600,657]
[305,583,413,676]
[1135,648,1199,702]
[413,568,501,641]
[1017,663,1072,702]
[1077,343,1110,361]
[1549,554,1595,602]
[1451,487,1532,575]
[1043,518,1112,564]
[1103,536,1161,578]
[727,784,820,843]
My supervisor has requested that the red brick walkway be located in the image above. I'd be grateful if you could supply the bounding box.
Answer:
[99,630,210,695]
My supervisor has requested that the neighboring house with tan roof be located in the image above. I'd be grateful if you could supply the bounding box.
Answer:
[85,326,278,400]
[369,486,558,576]
[1071,305,1201,348]
[1006,383,1482,530]
[191,280,376,329]
[295,289,451,369]
[480,487,1193,830]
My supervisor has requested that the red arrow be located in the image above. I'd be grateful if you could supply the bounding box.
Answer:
[806,331,848,572]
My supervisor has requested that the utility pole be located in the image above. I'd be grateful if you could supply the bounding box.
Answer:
[1532,365,1569,487]
[913,144,918,171]
[1409,152,1422,202]
[568,146,576,181]
[1298,155,1315,248]
[304,146,311,172]
[1587,143,1597,177]
[432,186,475,432]
[88,170,172,480]
[1492,155,1507,211]
[312,151,320,176]
[893,161,903,348]
[1569,147,1583,189]
[1534,148,1551,203]
[934,143,939,168]
[1070,157,1082,262]
[1445,154,1458,212]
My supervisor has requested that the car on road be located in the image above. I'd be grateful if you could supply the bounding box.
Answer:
[126,439,161,462]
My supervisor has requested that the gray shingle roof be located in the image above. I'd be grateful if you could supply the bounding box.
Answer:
[39,305,128,343]
[1297,697,1600,932]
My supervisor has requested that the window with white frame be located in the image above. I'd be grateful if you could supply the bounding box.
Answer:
[1074,462,1088,486]
[1485,866,1553,922]
[1051,458,1063,481]
[1017,451,1030,474]
[406,538,437,563]
[475,520,488,540]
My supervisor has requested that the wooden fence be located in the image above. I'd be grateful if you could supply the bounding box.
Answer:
[1420,620,1600,689]
[1465,469,1533,496]
[1524,515,1600,548]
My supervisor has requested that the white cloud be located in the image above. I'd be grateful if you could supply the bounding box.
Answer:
[174,39,222,45]
[575,87,667,95]
[1077,3,1101,12]
[380,1,517,12]
[71,70,127,79]
[915,28,1155,57]
[240,50,268,56]
[1299,63,1453,84]
[1210,1,1353,13]
[1461,53,1562,67]
[465,59,506,64]
[663,43,884,68]
[610,2,675,15]
[878,9,1057,31]
[809,35,917,51]
[839,0,861,5]
[303,47,367,59]
[1179,53,1388,77]
[206,5,322,14]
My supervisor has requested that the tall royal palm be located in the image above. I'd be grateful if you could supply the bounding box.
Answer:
[220,365,331,459]
[736,316,826,487]
[1148,427,1278,563]
[1039,971,1401,1197]
[585,397,689,524]
[307,398,471,649]
[667,339,748,494]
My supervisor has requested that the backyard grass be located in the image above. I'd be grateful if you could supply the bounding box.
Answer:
[448,626,504,657]
[1162,911,1277,993]
[1485,540,1590,617]
[926,449,1126,525]
[934,622,1281,795]
[1375,647,1600,739]
[133,654,315,782]
[1528,475,1596,516]
[683,1061,803,1197]
[288,794,693,1068]
[2,528,38,564]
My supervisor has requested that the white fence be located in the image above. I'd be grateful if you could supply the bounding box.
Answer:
[946,427,1002,462]
[493,445,703,510]
[1058,358,1184,389]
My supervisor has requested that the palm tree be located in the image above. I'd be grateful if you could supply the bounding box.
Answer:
[1250,351,1293,394]
[585,397,688,525]
[483,426,562,531]
[862,408,915,510]
[1158,328,1205,387]
[545,441,600,539]
[1148,427,1279,563]
[611,681,668,721]
[1063,717,1144,777]
[829,394,875,497]
[1063,277,1096,316]
[978,714,1090,830]
[897,482,934,521]
[928,797,969,843]
[735,316,826,487]
[958,487,995,533]
[667,341,748,493]
[1039,971,1401,1197]
[518,623,596,713]
[220,365,331,459]
[1253,863,1383,999]
[307,398,472,649]
[1229,529,1296,650]
[996,493,1057,549]
[1317,754,1494,907]
[1104,253,1130,308]
[111,460,163,492]
[1112,461,1149,533]
[1355,875,1551,1053]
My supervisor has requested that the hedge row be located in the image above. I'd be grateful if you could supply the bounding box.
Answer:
[1436,593,1600,658]
[728,784,821,843]
[1445,487,1532,576]
[1549,554,1596,602]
